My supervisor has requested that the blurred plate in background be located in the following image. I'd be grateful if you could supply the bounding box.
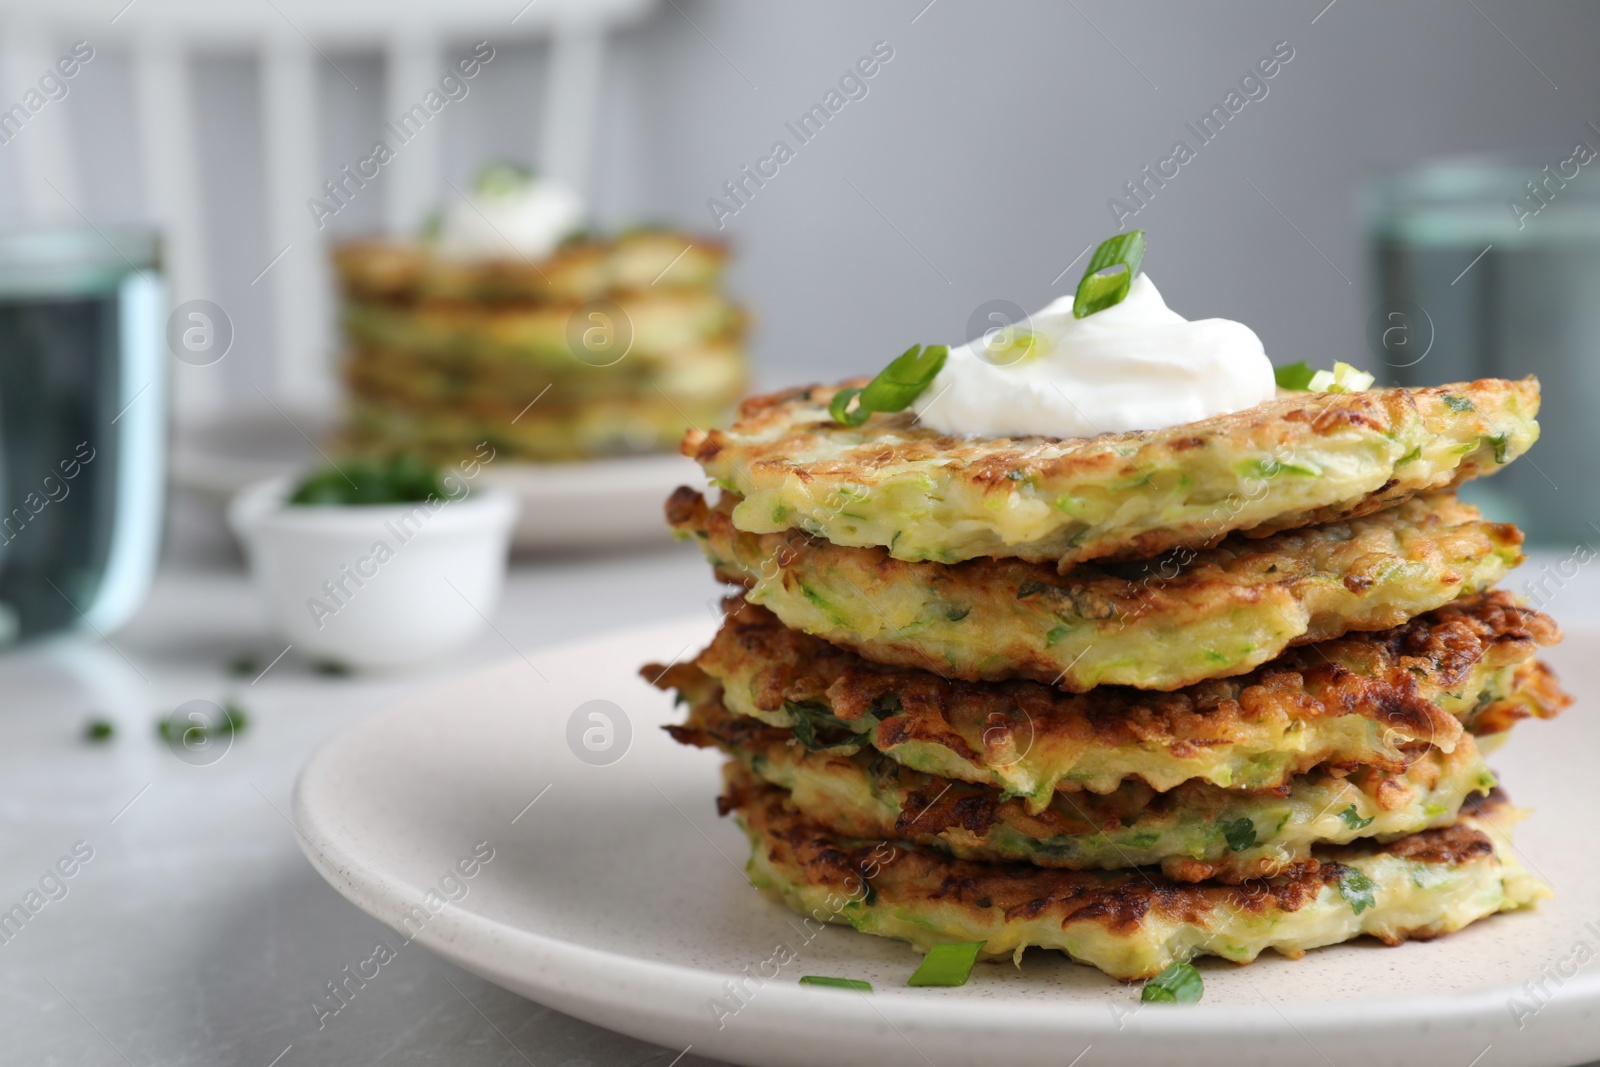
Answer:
[172,413,699,553]
[477,452,703,553]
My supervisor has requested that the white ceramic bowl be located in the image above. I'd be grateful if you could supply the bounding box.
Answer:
[227,476,517,670]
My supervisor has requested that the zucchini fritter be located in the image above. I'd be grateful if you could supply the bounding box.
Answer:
[665,594,1565,809]
[333,229,729,304]
[346,391,735,464]
[346,340,745,410]
[669,488,1522,690]
[669,684,1499,883]
[343,288,744,376]
[336,227,748,465]
[727,770,1549,981]
[684,378,1540,569]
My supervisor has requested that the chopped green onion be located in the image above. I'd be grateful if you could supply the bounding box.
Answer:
[861,344,949,411]
[1274,362,1316,390]
[1277,361,1374,394]
[1240,456,1323,479]
[1306,362,1375,394]
[1220,817,1257,852]
[907,940,985,987]
[476,160,535,197]
[1073,231,1146,319]
[1337,866,1378,914]
[1442,394,1474,413]
[982,326,1047,364]
[786,706,863,754]
[559,227,597,249]
[221,701,249,733]
[1140,961,1204,1004]
[289,455,450,506]
[418,209,443,242]
[829,344,949,427]
[156,701,249,744]
[1337,805,1375,831]
[799,976,873,991]
[828,386,866,426]
[83,719,115,743]
[1075,269,1131,319]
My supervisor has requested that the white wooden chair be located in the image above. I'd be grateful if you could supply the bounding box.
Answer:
[0,0,655,425]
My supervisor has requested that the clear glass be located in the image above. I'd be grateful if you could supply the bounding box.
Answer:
[0,226,164,643]
[1367,154,1600,547]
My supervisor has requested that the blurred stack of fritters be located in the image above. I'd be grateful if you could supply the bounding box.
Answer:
[332,227,746,463]
[646,375,1571,980]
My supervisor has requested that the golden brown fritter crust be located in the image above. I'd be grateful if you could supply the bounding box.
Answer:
[667,487,1523,689]
[657,593,1565,802]
[726,766,1342,924]
[344,391,735,464]
[684,378,1540,569]
[728,768,1512,922]
[342,286,746,372]
[332,230,729,305]
[1480,659,1571,735]
[347,340,745,411]
[668,685,1498,883]
[725,769,1540,979]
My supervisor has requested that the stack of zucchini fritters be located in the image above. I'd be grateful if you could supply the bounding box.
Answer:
[647,375,1568,981]
[332,229,746,463]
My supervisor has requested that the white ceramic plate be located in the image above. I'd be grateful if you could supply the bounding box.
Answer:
[476,452,702,553]
[172,412,700,552]
[293,619,1600,1067]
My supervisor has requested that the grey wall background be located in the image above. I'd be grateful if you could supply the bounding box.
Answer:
[9,0,1599,397]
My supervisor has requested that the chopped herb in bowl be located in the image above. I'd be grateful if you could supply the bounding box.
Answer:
[288,455,451,506]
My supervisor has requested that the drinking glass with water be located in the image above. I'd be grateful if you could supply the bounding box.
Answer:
[1368,154,1600,548]
[0,227,165,644]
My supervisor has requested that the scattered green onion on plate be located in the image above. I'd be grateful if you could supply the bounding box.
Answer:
[1140,960,1204,1004]
[906,941,985,987]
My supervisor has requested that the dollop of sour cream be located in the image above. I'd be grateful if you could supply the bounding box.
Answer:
[913,274,1275,438]
[434,175,586,261]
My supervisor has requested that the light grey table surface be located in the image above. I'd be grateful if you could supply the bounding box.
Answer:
[2,498,1597,1067]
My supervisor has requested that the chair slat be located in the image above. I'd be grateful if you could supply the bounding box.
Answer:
[0,26,82,223]
[540,25,607,195]
[262,37,333,413]
[382,31,440,238]
[132,35,220,417]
